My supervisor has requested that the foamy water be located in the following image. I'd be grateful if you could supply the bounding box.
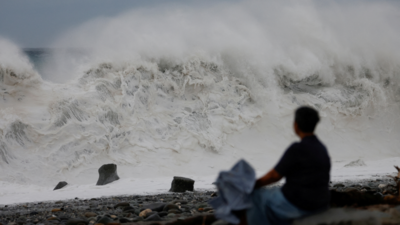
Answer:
[1,1,400,204]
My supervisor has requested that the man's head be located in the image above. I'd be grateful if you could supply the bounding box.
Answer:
[294,106,320,137]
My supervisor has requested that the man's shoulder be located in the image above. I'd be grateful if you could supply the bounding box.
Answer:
[288,141,301,149]
[285,142,300,153]
[301,135,327,148]
[311,136,328,151]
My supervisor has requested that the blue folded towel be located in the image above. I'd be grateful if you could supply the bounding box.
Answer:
[209,159,256,224]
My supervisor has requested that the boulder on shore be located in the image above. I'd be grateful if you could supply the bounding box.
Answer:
[96,163,120,185]
[53,181,68,191]
[169,176,195,192]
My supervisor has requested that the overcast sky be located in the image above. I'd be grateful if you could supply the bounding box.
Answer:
[0,0,232,48]
[1,0,398,48]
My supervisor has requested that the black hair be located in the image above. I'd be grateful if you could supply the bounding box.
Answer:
[295,106,320,133]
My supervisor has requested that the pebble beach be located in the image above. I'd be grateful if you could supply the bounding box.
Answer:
[0,191,216,225]
[2,175,400,225]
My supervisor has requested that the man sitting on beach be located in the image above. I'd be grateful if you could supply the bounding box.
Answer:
[241,106,331,225]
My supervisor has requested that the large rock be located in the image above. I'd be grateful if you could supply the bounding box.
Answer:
[96,164,120,185]
[169,176,194,192]
[53,181,68,190]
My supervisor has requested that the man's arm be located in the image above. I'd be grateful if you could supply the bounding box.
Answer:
[254,169,283,189]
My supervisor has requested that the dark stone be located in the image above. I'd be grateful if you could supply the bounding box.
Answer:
[144,214,162,221]
[113,202,129,209]
[96,216,114,225]
[53,182,68,191]
[84,212,97,218]
[141,203,165,212]
[169,177,194,192]
[196,203,209,209]
[168,209,182,214]
[159,211,168,217]
[131,217,144,222]
[163,204,179,212]
[343,187,358,192]
[66,219,88,225]
[96,164,120,185]
[29,212,39,216]
[123,209,136,214]
[142,211,158,218]
[122,206,134,212]
[180,205,191,212]
[330,190,383,207]
[134,209,141,215]
[333,183,345,188]
[167,215,216,225]
[16,217,26,225]
[118,218,130,223]
[294,208,389,225]
[370,188,379,192]
[212,220,230,225]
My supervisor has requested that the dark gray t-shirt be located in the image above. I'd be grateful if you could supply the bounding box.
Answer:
[274,135,331,211]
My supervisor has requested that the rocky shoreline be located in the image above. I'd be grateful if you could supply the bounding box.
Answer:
[1,176,400,225]
[0,191,216,225]
[330,177,398,196]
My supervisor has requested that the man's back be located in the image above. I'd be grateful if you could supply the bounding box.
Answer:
[275,135,331,211]
[236,107,330,225]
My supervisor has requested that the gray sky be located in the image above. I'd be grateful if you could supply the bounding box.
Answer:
[1,0,398,48]
[0,0,227,48]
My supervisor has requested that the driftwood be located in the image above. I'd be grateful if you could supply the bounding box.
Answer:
[387,165,400,182]
[383,165,400,204]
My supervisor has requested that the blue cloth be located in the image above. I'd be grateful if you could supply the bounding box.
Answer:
[247,187,311,225]
[209,159,256,224]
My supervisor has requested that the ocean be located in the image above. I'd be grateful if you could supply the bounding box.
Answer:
[0,1,400,204]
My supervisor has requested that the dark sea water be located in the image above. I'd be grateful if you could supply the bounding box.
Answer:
[22,48,90,82]
[23,48,53,75]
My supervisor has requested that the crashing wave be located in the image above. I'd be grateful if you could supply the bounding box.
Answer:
[1,1,400,185]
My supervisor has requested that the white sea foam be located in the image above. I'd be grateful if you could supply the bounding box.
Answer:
[344,159,367,167]
[0,1,400,203]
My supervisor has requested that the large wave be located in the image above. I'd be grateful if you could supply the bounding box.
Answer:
[1,1,400,185]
